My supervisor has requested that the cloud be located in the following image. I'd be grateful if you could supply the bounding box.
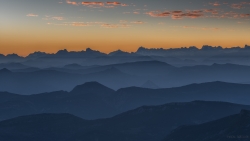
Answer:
[174,25,220,31]
[47,23,68,26]
[240,14,250,18]
[52,17,64,20]
[47,22,100,27]
[43,16,64,21]
[130,21,145,24]
[147,10,203,19]
[71,22,91,26]
[65,1,128,8]
[66,0,78,5]
[201,27,220,31]
[204,9,219,15]
[81,2,104,6]
[26,13,38,17]
[101,23,130,28]
[106,2,121,5]
[65,22,104,26]
[172,10,204,19]
[231,4,244,9]
[147,7,250,20]
[146,11,171,17]
[209,2,220,6]
[121,4,128,6]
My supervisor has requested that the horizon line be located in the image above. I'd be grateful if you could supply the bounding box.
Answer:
[1,44,250,57]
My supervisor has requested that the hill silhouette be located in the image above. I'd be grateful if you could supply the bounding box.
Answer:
[1,81,250,120]
[70,81,115,97]
[0,101,249,141]
[0,68,12,74]
[164,109,250,141]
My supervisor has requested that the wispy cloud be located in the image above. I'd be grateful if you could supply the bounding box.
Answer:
[231,4,244,9]
[66,0,78,5]
[66,1,128,8]
[130,21,145,24]
[71,22,91,26]
[209,2,221,6]
[81,2,104,6]
[52,17,64,20]
[146,10,203,19]
[147,8,250,20]
[173,25,220,31]
[146,11,171,17]
[43,16,64,21]
[172,10,204,19]
[101,23,130,28]
[204,9,219,15]
[26,13,38,17]
[240,14,250,18]
[47,21,132,28]
[230,2,250,9]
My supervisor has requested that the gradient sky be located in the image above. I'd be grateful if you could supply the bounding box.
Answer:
[1,0,250,56]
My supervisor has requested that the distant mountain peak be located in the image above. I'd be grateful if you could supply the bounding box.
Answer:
[56,49,69,55]
[70,81,115,95]
[27,51,47,58]
[202,45,223,50]
[245,44,250,49]
[0,68,12,73]
[86,48,94,52]
[108,49,133,56]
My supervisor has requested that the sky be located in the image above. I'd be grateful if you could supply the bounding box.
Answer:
[0,0,250,56]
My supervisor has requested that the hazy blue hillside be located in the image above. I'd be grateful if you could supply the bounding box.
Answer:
[0,101,249,141]
[2,61,250,94]
[1,81,250,120]
[164,109,250,141]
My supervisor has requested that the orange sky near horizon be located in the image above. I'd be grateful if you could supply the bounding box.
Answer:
[1,0,250,57]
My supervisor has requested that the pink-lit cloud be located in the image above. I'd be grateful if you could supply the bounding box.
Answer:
[130,21,145,24]
[147,10,203,19]
[146,11,171,17]
[231,4,244,9]
[147,8,250,20]
[209,2,220,6]
[66,0,78,5]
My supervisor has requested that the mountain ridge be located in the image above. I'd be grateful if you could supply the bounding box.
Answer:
[0,101,250,141]
[164,109,250,141]
[1,45,249,58]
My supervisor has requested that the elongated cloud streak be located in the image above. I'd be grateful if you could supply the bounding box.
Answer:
[26,13,38,17]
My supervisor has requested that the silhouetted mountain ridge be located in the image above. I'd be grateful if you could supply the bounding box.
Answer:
[164,109,250,141]
[1,81,250,121]
[0,101,250,141]
[70,81,115,96]
[0,68,12,74]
